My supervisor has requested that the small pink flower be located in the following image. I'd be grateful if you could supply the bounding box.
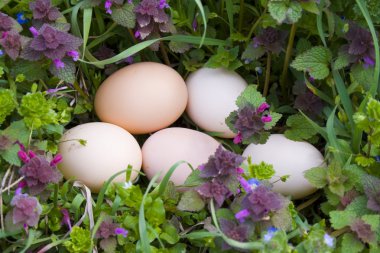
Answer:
[261,115,272,123]
[28,150,36,159]
[53,59,65,69]
[134,30,141,39]
[235,209,250,223]
[1,31,9,39]
[233,132,242,144]
[50,154,63,166]
[257,102,270,113]
[236,167,244,174]
[61,208,72,230]
[29,27,39,37]
[18,150,30,163]
[198,164,205,171]
[67,50,80,61]
[105,0,112,14]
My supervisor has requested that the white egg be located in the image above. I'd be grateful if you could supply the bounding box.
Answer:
[58,122,142,192]
[242,134,325,199]
[186,68,247,138]
[142,127,220,185]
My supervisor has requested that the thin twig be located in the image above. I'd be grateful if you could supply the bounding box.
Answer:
[280,23,297,97]
[1,176,25,194]
[296,193,322,211]
[0,167,11,231]
[263,53,272,97]
[160,42,171,66]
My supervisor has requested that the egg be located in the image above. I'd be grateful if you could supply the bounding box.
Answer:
[142,127,220,185]
[186,68,248,138]
[58,122,142,192]
[242,134,325,199]
[95,62,188,134]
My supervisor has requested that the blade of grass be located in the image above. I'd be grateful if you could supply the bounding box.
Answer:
[225,0,234,35]
[70,2,84,38]
[316,0,327,47]
[355,0,379,96]
[210,200,264,250]
[139,173,161,253]
[82,7,93,60]
[305,78,334,106]
[80,35,228,67]
[193,0,207,46]
[326,107,344,165]
[300,111,328,140]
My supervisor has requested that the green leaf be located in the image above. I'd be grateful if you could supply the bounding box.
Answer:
[355,155,375,167]
[146,197,166,226]
[284,114,318,141]
[235,85,266,108]
[264,111,282,130]
[160,223,180,245]
[341,233,364,253]
[333,52,351,70]
[248,160,275,180]
[268,0,302,24]
[111,2,136,28]
[242,43,266,61]
[362,215,380,232]
[304,167,328,188]
[63,226,92,253]
[182,169,207,187]
[351,64,376,91]
[177,190,205,212]
[11,60,47,81]
[0,89,17,125]
[330,210,356,229]
[49,59,76,83]
[204,46,242,71]
[367,98,380,120]
[346,196,372,216]
[300,1,320,14]
[291,46,332,80]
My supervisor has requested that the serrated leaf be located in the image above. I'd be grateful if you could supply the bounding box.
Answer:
[177,190,205,212]
[355,155,375,167]
[49,59,76,83]
[268,0,302,24]
[291,46,332,80]
[296,38,312,54]
[284,114,318,141]
[182,169,207,187]
[330,210,356,229]
[304,167,328,188]
[346,196,372,216]
[271,201,293,231]
[111,3,136,28]
[362,215,380,232]
[248,161,275,180]
[242,43,266,61]
[333,52,350,70]
[168,41,191,53]
[11,60,47,81]
[236,85,266,108]
[341,233,364,253]
[264,111,282,130]
[351,64,375,91]
[300,1,320,14]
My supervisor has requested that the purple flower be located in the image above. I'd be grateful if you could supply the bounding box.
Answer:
[66,50,80,61]
[261,115,272,123]
[235,209,250,222]
[238,176,260,193]
[324,233,334,248]
[350,219,375,244]
[29,27,39,37]
[11,193,42,227]
[253,27,288,54]
[0,12,13,32]
[115,227,128,238]
[240,185,283,221]
[0,49,3,56]
[134,0,174,49]
[61,208,72,230]
[19,155,62,195]
[22,24,82,61]
[219,219,249,250]
[16,12,28,24]
[46,86,68,94]
[257,102,270,113]
[29,0,61,22]
[0,31,22,60]
[233,132,242,144]
[197,179,230,207]
[199,145,244,179]
[341,22,375,66]
[105,0,113,14]
[53,58,65,69]
[50,153,63,166]
[18,150,30,163]
[96,218,119,239]
[192,15,198,31]
[233,104,265,141]
[362,175,380,212]
[263,227,277,242]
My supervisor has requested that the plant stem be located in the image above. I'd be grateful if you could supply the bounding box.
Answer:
[160,42,171,66]
[280,23,297,97]
[331,227,350,237]
[263,53,272,97]
[367,128,373,157]
[238,0,245,32]
[296,193,321,211]
[247,7,267,41]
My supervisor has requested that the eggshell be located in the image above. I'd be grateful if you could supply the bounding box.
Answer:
[186,68,248,138]
[242,134,324,199]
[58,122,142,192]
[142,127,220,185]
[95,62,188,134]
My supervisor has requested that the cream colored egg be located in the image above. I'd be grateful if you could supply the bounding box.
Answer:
[242,134,325,199]
[95,62,188,134]
[58,122,142,192]
[142,127,220,185]
[186,68,248,138]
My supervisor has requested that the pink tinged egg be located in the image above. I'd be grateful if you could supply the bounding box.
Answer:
[142,127,220,185]
[186,68,248,138]
[94,62,188,134]
[58,122,142,193]
[243,134,325,199]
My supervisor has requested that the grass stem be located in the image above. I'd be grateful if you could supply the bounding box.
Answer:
[280,24,297,97]
[263,53,272,97]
